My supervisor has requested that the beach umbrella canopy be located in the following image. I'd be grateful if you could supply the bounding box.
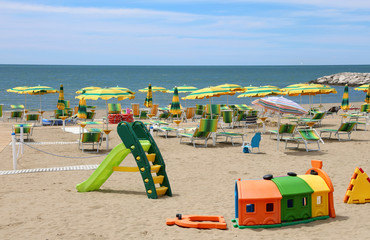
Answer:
[182,86,235,100]
[57,84,65,110]
[144,84,153,108]
[341,84,349,111]
[366,85,370,104]
[166,85,198,93]
[252,96,308,150]
[354,84,370,92]
[76,86,102,94]
[138,86,168,93]
[244,85,258,91]
[23,85,58,111]
[215,84,244,92]
[237,87,282,98]
[76,88,135,121]
[170,87,181,115]
[109,86,135,95]
[7,86,29,112]
[77,97,87,119]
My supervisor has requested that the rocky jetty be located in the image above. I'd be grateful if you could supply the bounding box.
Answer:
[310,72,370,86]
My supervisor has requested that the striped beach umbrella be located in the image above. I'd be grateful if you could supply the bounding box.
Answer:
[252,96,307,150]
[182,86,235,100]
[341,84,349,111]
[354,84,370,92]
[7,86,29,113]
[76,86,101,94]
[215,84,244,92]
[144,84,153,108]
[237,87,282,98]
[170,87,181,116]
[365,85,370,104]
[76,88,135,122]
[138,86,167,93]
[23,85,58,111]
[166,85,198,93]
[57,84,65,110]
[77,97,87,119]
[109,86,135,95]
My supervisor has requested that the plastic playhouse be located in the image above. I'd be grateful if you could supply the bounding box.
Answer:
[344,167,370,204]
[76,121,172,199]
[232,160,335,228]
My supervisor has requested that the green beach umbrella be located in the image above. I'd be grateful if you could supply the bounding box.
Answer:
[109,86,135,95]
[365,85,370,104]
[77,97,87,119]
[237,87,282,98]
[170,87,181,116]
[341,84,349,111]
[215,83,244,105]
[138,86,167,93]
[144,84,153,108]
[57,84,65,110]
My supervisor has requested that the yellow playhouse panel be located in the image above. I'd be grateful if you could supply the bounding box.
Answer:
[298,175,330,217]
[344,168,370,204]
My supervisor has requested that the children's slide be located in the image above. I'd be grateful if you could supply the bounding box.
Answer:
[76,143,131,192]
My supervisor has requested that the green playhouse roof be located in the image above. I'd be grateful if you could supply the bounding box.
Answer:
[271,176,313,196]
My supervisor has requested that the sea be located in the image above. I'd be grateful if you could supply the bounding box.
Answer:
[1,64,370,111]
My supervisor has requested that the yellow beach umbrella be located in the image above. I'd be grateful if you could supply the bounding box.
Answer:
[354,84,370,92]
[7,86,29,113]
[57,84,65,110]
[138,86,167,93]
[144,84,153,108]
[76,86,102,94]
[77,97,87,119]
[23,85,58,111]
[182,86,234,100]
[237,87,282,98]
[341,85,349,111]
[76,88,135,122]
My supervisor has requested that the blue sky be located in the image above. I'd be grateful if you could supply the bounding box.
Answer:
[1,0,370,65]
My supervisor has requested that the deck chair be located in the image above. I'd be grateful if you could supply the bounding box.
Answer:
[293,112,326,127]
[235,104,252,111]
[179,119,218,147]
[206,104,221,119]
[244,112,259,131]
[158,111,170,121]
[156,126,177,138]
[0,104,3,121]
[319,122,357,141]
[79,131,103,152]
[285,129,324,152]
[269,124,297,140]
[221,110,234,128]
[13,124,33,140]
[108,103,122,114]
[149,104,159,119]
[53,109,73,119]
[242,132,261,153]
[184,107,195,122]
[8,111,24,122]
[358,104,370,115]
[25,114,40,123]
[193,104,205,121]
[216,119,246,146]
[131,103,141,119]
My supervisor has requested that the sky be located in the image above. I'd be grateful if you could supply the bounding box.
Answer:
[1,0,370,65]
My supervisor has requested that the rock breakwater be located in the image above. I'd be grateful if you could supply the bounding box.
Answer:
[310,72,370,86]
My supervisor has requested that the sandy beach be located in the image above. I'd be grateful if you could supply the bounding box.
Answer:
[1,102,370,239]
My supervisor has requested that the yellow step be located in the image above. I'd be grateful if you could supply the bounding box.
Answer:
[156,186,168,196]
[113,165,162,173]
[146,153,156,162]
[152,175,164,184]
[151,165,161,173]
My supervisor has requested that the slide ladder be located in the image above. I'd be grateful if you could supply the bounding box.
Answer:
[116,121,172,199]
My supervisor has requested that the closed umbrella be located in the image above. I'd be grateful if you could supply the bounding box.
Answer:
[341,84,349,111]
[77,97,87,119]
[252,96,308,150]
[144,84,153,108]
[57,84,65,111]
[170,87,181,118]
[366,85,370,104]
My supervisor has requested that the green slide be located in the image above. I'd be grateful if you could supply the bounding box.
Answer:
[76,143,131,192]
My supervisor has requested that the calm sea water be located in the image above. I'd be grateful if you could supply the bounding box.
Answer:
[1,64,370,111]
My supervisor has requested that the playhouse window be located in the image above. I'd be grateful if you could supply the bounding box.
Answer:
[302,197,307,206]
[317,196,322,205]
[266,203,274,212]
[246,204,255,213]
[287,199,294,208]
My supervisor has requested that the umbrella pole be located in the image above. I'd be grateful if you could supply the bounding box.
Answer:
[106,100,108,129]
[277,109,281,150]
[39,95,42,112]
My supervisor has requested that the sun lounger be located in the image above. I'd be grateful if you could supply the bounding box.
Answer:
[285,129,324,152]
[319,122,357,141]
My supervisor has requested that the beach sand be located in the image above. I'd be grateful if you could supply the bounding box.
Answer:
[1,103,370,239]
